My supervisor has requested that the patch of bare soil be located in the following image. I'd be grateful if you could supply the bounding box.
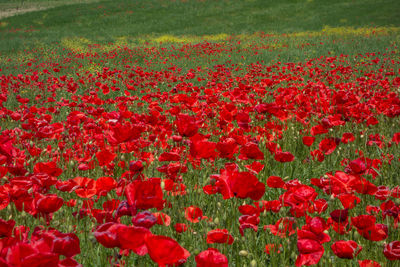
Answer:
[0,7,49,19]
[0,0,101,19]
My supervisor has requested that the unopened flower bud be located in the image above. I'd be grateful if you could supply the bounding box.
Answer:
[239,250,249,257]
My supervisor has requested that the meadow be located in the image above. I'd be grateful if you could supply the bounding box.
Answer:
[1,0,400,266]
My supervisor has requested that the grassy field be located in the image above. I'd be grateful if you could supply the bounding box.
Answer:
[1,1,400,267]
[0,0,400,55]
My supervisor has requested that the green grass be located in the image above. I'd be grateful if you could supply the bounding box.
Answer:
[0,0,400,55]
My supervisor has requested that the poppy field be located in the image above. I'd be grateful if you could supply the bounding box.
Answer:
[1,0,400,266]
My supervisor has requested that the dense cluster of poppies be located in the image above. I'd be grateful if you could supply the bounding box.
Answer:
[0,36,399,266]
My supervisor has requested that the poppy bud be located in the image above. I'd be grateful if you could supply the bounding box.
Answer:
[250,260,257,267]
[353,231,360,239]
[239,250,249,257]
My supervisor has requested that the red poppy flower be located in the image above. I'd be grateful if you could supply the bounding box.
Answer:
[295,239,324,266]
[125,178,164,210]
[117,225,151,256]
[319,138,337,155]
[302,136,315,147]
[115,200,134,218]
[358,224,388,241]
[239,214,260,226]
[353,178,378,195]
[132,211,157,229]
[206,229,234,245]
[95,176,117,197]
[383,241,400,260]
[265,217,296,237]
[36,194,64,214]
[311,199,328,214]
[129,160,145,174]
[281,184,317,217]
[153,212,171,226]
[298,217,330,244]
[310,149,325,162]
[31,173,58,188]
[190,136,217,159]
[266,176,285,188]
[318,171,361,195]
[96,149,116,167]
[330,209,349,223]
[392,132,400,145]
[331,240,362,259]
[216,138,238,159]
[351,215,376,230]
[339,193,361,209]
[33,161,63,177]
[52,232,81,258]
[184,206,204,223]
[310,124,328,136]
[174,223,188,233]
[107,122,145,144]
[145,235,190,266]
[159,152,181,162]
[0,218,15,237]
[358,259,381,267]
[244,161,264,174]
[238,204,260,216]
[227,171,265,200]
[346,158,367,174]
[93,222,124,248]
[239,142,264,160]
[274,151,295,162]
[73,177,97,198]
[176,114,198,137]
[239,223,258,236]
[195,248,228,267]
[5,242,60,267]
[342,132,355,144]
